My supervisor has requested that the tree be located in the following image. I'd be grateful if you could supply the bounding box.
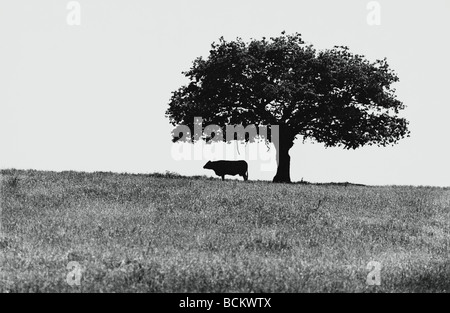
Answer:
[166,32,410,183]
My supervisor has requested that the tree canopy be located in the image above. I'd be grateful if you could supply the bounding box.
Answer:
[166,32,410,183]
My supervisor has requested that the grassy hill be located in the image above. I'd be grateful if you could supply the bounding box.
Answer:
[1,169,449,292]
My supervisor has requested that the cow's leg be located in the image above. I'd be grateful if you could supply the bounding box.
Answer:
[241,170,248,181]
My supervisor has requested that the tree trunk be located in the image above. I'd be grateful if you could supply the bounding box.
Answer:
[272,127,294,183]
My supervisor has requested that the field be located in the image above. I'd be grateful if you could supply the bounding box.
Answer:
[1,169,449,292]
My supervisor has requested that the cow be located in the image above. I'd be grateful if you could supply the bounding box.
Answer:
[203,160,248,181]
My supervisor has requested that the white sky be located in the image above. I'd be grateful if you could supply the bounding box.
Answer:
[0,0,449,186]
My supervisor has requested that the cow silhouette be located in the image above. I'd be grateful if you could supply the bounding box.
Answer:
[203,160,248,181]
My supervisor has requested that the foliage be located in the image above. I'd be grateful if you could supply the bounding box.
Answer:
[166,32,410,149]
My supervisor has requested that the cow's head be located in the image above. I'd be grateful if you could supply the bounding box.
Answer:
[203,161,212,169]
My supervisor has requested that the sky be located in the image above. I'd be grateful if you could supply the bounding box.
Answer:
[0,0,449,186]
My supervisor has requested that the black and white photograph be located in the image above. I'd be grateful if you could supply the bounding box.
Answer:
[1,0,449,297]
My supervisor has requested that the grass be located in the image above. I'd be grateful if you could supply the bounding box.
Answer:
[0,169,449,292]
